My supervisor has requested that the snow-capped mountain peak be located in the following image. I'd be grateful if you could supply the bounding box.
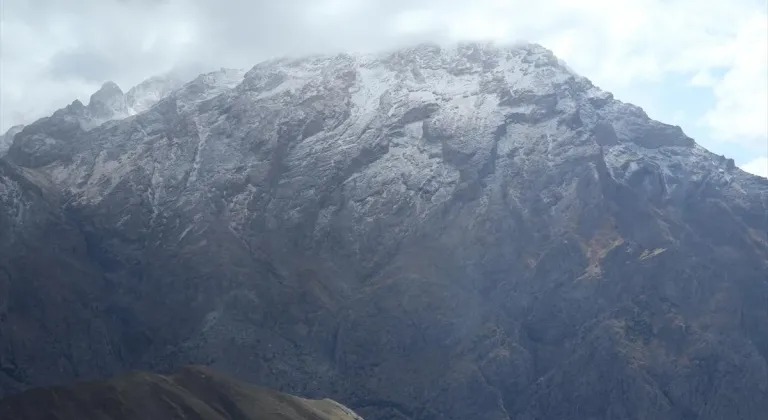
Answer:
[7,41,766,210]
[85,81,130,123]
[126,73,187,114]
[3,42,768,420]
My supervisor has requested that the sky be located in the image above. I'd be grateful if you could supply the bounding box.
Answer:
[1,0,767,177]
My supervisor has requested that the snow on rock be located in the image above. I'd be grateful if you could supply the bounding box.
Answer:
[80,82,134,130]
[126,74,187,114]
[3,42,768,420]
[174,68,246,113]
[7,41,767,220]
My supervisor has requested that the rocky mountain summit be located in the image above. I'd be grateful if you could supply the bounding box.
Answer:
[0,71,189,157]
[1,42,768,419]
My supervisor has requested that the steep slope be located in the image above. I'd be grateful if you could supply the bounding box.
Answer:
[0,365,361,420]
[3,42,768,420]
[0,125,24,156]
[0,160,132,395]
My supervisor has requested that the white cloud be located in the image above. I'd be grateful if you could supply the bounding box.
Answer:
[1,0,766,168]
[741,156,768,178]
[392,9,439,35]
[0,0,199,132]
[690,71,717,87]
[702,16,768,148]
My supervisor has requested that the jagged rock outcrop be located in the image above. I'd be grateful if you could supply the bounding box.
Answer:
[2,42,768,420]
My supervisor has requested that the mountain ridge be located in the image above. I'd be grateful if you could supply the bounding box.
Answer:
[1,41,767,420]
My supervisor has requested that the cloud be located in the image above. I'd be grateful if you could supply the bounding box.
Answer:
[1,0,766,167]
[702,16,768,149]
[741,157,768,178]
[1,0,198,130]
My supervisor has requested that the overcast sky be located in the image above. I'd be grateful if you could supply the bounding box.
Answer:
[1,0,766,176]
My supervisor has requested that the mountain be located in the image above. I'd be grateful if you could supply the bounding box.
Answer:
[0,365,361,420]
[125,73,188,114]
[0,125,24,155]
[0,158,131,396]
[0,70,189,158]
[2,42,768,419]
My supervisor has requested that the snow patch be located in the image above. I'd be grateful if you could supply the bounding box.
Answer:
[350,66,392,113]
[188,117,210,186]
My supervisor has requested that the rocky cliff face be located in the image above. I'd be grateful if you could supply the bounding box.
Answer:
[0,125,24,156]
[1,42,768,420]
[0,159,130,395]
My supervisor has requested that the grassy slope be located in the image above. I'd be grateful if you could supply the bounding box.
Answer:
[0,365,361,420]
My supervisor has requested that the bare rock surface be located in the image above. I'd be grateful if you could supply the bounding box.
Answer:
[2,42,767,420]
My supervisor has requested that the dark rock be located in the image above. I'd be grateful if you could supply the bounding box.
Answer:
[2,42,768,420]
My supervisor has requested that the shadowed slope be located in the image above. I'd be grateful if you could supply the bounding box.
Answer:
[0,365,361,420]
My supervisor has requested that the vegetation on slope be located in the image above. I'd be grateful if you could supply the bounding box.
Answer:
[0,365,361,420]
